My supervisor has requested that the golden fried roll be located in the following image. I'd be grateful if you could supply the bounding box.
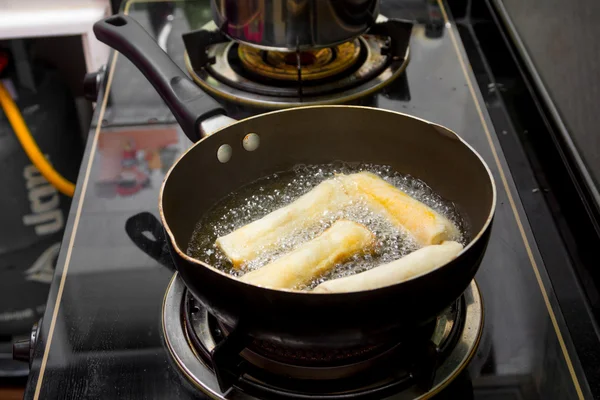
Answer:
[216,179,351,267]
[313,241,463,293]
[240,220,375,289]
[338,172,459,246]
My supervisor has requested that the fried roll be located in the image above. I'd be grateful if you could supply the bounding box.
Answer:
[313,241,463,293]
[216,179,351,267]
[338,172,459,246]
[240,220,375,289]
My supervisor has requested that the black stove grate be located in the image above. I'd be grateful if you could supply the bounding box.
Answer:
[182,292,465,399]
[182,19,412,101]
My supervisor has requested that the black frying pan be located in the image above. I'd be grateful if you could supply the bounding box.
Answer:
[95,15,496,350]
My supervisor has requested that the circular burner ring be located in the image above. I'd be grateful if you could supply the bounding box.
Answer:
[185,36,409,108]
[237,39,362,82]
[163,274,483,399]
[207,303,430,369]
[244,335,398,367]
[210,36,383,97]
[197,299,455,386]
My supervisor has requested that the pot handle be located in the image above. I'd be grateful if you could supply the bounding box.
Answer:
[125,212,175,272]
[93,14,227,142]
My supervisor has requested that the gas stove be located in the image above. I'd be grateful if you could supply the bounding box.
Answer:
[18,0,600,399]
[182,16,411,109]
[164,276,482,399]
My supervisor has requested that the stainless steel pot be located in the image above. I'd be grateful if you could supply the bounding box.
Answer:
[210,0,380,51]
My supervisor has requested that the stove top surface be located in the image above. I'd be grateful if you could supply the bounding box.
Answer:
[23,0,598,399]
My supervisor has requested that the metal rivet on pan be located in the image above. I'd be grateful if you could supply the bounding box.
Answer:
[243,133,260,151]
[217,144,232,163]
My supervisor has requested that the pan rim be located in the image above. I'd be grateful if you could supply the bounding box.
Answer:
[158,105,497,295]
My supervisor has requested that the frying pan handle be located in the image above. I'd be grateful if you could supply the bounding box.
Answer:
[125,212,175,272]
[93,14,227,142]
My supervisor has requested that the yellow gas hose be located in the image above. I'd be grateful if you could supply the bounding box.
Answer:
[0,81,75,197]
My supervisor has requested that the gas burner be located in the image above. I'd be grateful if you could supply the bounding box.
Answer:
[163,275,483,399]
[237,40,362,82]
[183,17,412,108]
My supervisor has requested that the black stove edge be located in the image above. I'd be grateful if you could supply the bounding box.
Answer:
[490,0,600,218]
[488,0,600,324]
[21,48,118,400]
[449,0,600,397]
